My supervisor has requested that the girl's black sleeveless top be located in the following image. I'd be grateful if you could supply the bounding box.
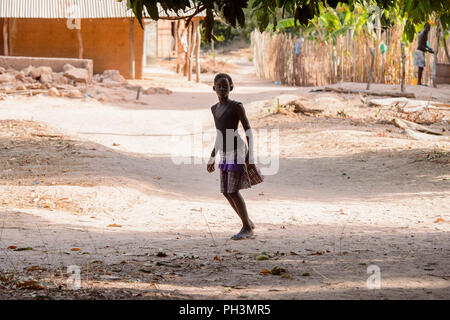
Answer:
[211,100,245,154]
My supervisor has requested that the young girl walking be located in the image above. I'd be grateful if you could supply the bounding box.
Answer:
[207,73,263,240]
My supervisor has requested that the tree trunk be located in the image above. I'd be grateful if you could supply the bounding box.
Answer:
[401,43,406,92]
[184,22,191,77]
[195,20,201,83]
[440,20,450,64]
[366,48,375,90]
[432,19,440,88]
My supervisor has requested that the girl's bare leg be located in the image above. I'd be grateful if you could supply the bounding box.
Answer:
[224,191,254,239]
[223,193,255,229]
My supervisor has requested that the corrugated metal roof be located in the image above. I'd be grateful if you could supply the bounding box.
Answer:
[0,0,205,19]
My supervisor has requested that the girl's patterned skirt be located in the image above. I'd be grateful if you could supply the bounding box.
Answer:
[219,150,264,194]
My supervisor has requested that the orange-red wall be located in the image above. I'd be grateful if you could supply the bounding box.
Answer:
[8,18,144,79]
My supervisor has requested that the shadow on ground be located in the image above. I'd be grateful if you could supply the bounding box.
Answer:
[0,209,449,299]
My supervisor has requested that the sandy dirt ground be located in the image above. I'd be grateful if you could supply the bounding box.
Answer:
[0,48,449,300]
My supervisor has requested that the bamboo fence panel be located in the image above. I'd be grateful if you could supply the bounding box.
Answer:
[251,27,447,87]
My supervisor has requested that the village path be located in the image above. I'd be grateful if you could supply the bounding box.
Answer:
[0,53,449,299]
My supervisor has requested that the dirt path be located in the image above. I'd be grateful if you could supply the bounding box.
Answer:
[0,52,449,299]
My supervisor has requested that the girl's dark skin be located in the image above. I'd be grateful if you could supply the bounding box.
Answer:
[207,77,255,239]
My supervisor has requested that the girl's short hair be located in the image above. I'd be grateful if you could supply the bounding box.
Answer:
[214,73,233,90]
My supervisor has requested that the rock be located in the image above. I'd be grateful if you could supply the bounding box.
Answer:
[102,69,126,83]
[143,87,172,95]
[62,64,75,72]
[48,87,61,97]
[26,83,42,90]
[22,76,36,84]
[63,67,89,84]
[22,65,34,77]
[0,73,15,84]
[15,83,26,91]
[40,82,50,90]
[2,86,13,93]
[39,66,53,75]
[65,89,83,99]
[15,71,25,80]
[93,74,102,82]
[29,66,53,79]
[52,72,69,85]
[40,73,53,84]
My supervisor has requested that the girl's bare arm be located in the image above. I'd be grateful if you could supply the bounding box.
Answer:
[236,103,254,164]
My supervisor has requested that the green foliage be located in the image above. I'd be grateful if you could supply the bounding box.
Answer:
[305,1,389,44]
[120,0,450,43]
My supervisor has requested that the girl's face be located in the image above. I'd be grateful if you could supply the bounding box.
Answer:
[213,78,231,99]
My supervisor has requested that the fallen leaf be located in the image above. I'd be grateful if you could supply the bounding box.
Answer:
[256,254,269,261]
[309,251,324,256]
[302,272,311,276]
[156,262,181,268]
[434,217,445,223]
[214,255,223,261]
[27,266,47,272]
[271,266,286,275]
[107,224,122,228]
[138,268,152,274]
[70,248,81,251]
[153,177,161,180]
[260,269,271,275]
[14,247,33,251]
[290,251,298,255]
[16,280,45,290]
[282,273,292,279]
[7,246,17,250]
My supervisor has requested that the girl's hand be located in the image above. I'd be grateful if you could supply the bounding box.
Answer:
[207,161,215,173]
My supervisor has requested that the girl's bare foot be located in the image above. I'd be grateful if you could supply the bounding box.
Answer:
[250,220,255,230]
[231,227,255,240]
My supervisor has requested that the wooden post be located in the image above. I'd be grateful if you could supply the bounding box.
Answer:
[442,25,450,64]
[432,20,440,88]
[366,48,375,90]
[175,21,182,73]
[211,31,215,66]
[174,21,178,61]
[184,22,191,77]
[195,20,200,83]
[130,18,135,80]
[77,21,83,59]
[187,22,195,81]
[3,18,9,56]
[400,43,406,92]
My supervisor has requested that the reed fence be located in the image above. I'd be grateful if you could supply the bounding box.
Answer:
[251,27,447,87]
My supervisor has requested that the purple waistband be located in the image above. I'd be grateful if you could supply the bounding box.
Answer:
[218,163,244,171]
